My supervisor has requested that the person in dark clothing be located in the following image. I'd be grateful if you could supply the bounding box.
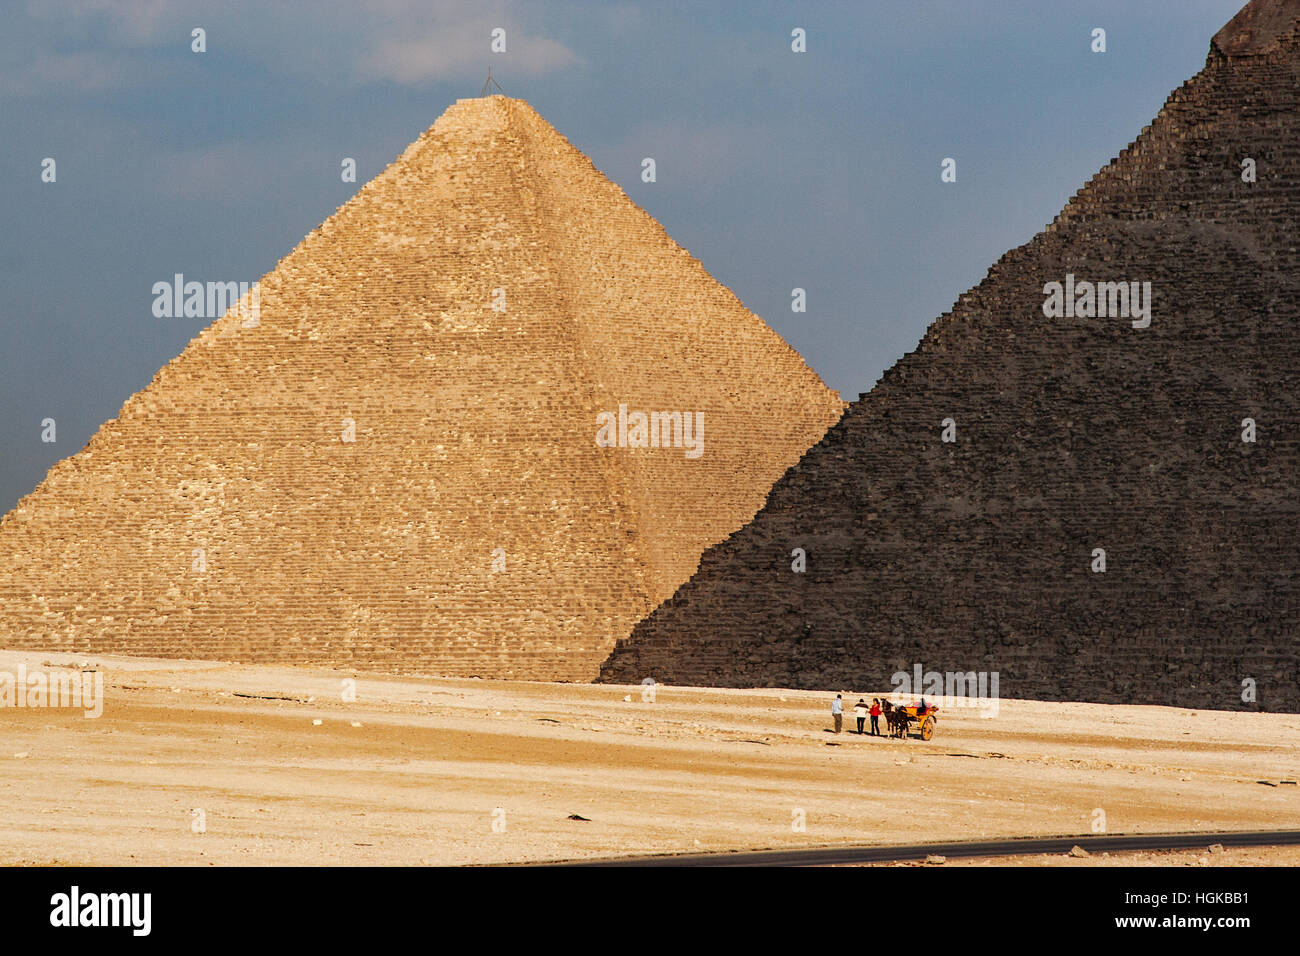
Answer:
[869,698,882,736]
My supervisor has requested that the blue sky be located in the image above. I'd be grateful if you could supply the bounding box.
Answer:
[0,0,1247,512]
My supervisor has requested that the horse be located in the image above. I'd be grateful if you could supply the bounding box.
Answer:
[882,700,912,739]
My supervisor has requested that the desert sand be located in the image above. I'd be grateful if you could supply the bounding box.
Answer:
[1,649,1297,866]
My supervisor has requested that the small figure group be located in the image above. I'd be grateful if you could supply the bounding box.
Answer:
[830,693,882,735]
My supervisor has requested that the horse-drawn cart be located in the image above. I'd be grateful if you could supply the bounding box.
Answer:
[886,702,938,740]
[904,705,937,741]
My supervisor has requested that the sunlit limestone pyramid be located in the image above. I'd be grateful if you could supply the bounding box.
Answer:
[0,96,843,680]
[601,0,1300,710]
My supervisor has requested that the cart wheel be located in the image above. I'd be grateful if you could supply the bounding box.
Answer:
[921,717,935,741]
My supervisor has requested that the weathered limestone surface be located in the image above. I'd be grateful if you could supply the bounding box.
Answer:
[601,5,1300,710]
[0,97,844,680]
[1213,0,1300,56]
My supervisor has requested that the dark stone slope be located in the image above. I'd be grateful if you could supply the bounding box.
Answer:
[601,6,1300,711]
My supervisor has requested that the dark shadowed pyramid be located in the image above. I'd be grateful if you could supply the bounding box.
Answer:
[0,96,844,680]
[602,0,1300,710]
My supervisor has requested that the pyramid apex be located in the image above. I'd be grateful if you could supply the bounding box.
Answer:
[431,94,533,133]
[455,93,521,102]
[1212,0,1300,56]
[449,93,533,113]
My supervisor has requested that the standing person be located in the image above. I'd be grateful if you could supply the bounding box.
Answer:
[831,693,843,734]
[853,698,868,734]
[869,698,882,736]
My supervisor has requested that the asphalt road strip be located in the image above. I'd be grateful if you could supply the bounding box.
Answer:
[544,829,1300,867]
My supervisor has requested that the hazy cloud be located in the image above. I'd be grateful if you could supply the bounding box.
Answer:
[7,0,580,92]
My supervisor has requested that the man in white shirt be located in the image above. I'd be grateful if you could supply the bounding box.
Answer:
[831,693,843,733]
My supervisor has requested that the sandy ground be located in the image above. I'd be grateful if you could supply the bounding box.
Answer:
[1,649,1297,866]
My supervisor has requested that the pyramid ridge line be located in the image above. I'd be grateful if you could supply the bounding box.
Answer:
[839,20,1299,418]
